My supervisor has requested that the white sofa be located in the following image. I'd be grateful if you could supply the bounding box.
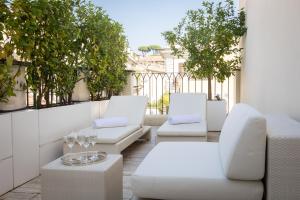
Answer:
[131,104,266,200]
[156,93,207,143]
[64,96,149,154]
[265,114,300,200]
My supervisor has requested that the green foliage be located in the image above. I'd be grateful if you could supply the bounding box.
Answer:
[149,92,170,114]
[1,0,128,107]
[0,0,16,103]
[138,46,151,56]
[79,3,128,100]
[138,45,161,56]
[163,0,247,100]
[7,0,83,107]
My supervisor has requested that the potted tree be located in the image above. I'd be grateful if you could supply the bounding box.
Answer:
[163,0,246,130]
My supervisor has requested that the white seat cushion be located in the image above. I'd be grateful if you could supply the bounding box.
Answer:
[157,121,207,137]
[169,93,207,121]
[103,96,147,126]
[131,142,263,200]
[219,104,266,180]
[79,125,140,144]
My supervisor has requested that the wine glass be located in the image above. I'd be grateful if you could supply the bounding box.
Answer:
[64,133,77,154]
[77,134,85,162]
[83,136,90,164]
[89,133,97,148]
[88,133,98,161]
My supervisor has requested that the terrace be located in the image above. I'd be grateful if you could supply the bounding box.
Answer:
[1,0,300,200]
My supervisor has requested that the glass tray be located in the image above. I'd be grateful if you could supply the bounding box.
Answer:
[61,151,107,166]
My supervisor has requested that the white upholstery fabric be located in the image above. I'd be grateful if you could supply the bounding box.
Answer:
[168,93,207,121]
[79,125,140,144]
[103,96,147,126]
[219,104,266,180]
[131,142,263,200]
[157,120,207,137]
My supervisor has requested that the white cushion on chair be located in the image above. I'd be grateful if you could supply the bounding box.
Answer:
[131,142,263,200]
[219,104,266,180]
[103,96,148,126]
[168,93,207,121]
[157,120,207,137]
[79,125,140,144]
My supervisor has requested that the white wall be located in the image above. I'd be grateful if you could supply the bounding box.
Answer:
[241,0,300,121]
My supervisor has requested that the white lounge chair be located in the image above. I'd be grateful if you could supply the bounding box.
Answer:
[131,104,266,200]
[64,96,149,154]
[156,93,207,143]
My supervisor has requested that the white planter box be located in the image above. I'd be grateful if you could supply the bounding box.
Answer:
[39,102,92,166]
[39,139,63,168]
[39,102,91,146]
[207,100,227,131]
[0,100,111,194]
[0,158,13,195]
[12,110,39,187]
[0,113,12,160]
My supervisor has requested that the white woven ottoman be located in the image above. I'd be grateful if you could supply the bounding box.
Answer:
[41,154,122,200]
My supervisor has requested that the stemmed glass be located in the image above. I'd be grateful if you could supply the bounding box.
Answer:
[77,134,86,162]
[64,132,77,154]
[88,133,98,161]
[83,136,90,164]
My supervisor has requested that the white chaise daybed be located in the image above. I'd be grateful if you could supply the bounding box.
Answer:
[131,104,266,200]
[64,96,149,154]
[156,93,207,143]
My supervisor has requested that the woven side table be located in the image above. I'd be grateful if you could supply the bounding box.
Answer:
[41,154,122,200]
[266,115,300,200]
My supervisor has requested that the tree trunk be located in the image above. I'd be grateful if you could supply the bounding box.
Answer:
[91,93,94,101]
[207,76,212,100]
[33,92,37,108]
[45,89,50,107]
[68,92,72,104]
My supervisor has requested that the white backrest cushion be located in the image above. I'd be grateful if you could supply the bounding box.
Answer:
[103,96,148,126]
[219,104,266,180]
[168,93,207,120]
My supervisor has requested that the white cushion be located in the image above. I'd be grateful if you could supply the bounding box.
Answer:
[168,114,201,125]
[219,104,266,180]
[103,96,147,126]
[79,125,140,144]
[168,93,207,121]
[131,142,263,200]
[157,121,207,137]
[92,117,128,128]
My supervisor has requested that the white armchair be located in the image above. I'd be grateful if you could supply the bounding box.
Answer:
[131,104,266,200]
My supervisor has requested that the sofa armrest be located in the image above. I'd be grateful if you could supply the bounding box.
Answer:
[266,114,300,200]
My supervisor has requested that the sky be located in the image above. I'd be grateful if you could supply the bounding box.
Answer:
[92,0,206,52]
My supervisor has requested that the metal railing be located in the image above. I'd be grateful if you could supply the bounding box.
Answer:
[132,72,235,115]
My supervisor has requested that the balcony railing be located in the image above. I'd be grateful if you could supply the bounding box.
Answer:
[25,72,235,113]
[131,72,235,115]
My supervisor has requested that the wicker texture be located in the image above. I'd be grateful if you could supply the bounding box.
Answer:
[266,115,300,200]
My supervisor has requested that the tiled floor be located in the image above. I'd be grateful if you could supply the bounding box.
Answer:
[0,127,220,200]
